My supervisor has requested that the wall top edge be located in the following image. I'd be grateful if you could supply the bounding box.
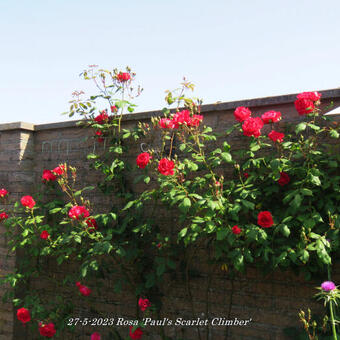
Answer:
[0,121,35,132]
[1,88,340,132]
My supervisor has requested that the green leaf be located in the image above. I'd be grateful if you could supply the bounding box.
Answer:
[87,153,98,159]
[179,228,188,238]
[299,250,309,263]
[49,207,62,214]
[280,225,291,237]
[310,175,321,186]
[295,122,307,134]
[122,200,135,211]
[221,152,233,163]
[330,129,339,138]
[179,144,186,151]
[308,123,320,131]
[270,159,280,171]
[241,200,255,210]
[216,228,228,241]
[179,198,191,213]
[156,263,166,276]
[300,188,313,196]
[290,194,302,209]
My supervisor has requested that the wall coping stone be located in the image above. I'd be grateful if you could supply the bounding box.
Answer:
[1,88,340,132]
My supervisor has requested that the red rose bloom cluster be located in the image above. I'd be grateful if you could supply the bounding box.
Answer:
[85,218,98,232]
[242,117,264,138]
[232,225,241,235]
[257,211,274,228]
[138,298,151,312]
[268,130,284,143]
[21,195,36,209]
[110,105,117,113]
[17,307,31,324]
[129,326,143,340]
[278,172,290,186]
[158,158,175,176]
[68,206,90,220]
[0,188,9,198]
[234,106,251,122]
[94,111,109,124]
[117,72,131,82]
[40,230,50,240]
[136,152,152,169]
[0,212,8,220]
[297,91,321,102]
[76,282,91,296]
[42,170,57,182]
[158,110,203,129]
[38,322,56,338]
[295,91,321,115]
[261,110,281,124]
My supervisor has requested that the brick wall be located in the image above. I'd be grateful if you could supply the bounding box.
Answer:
[0,89,340,340]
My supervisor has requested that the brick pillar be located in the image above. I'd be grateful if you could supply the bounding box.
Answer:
[0,122,35,340]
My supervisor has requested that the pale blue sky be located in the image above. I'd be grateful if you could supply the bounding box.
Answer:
[1,0,339,124]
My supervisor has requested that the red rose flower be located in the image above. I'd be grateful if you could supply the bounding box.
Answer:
[117,72,131,82]
[40,231,49,240]
[232,225,241,235]
[257,211,274,228]
[294,98,314,115]
[0,188,9,198]
[76,281,91,294]
[159,118,175,129]
[110,105,118,113]
[17,307,31,324]
[129,326,143,340]
[297,91,321,102]
[85,218,98,232]
[242,117,264,138]
[94,111,109,124]
[21,195,36,209]
[268,130,284,143]
[172,110,191,127]
[91,332,101,340]
[38,322,56,338]
[52,165,65,176]
[156,243,162,249]
[188,114,203,127]
[243,172,249,179]
[95,130,104,143]
[78,284,91,296]
[42,170,57,182]
[68,206,90,220]
[261,110,281,124]
[234,106,251,122]
[278,172,290,186]
[0,212,8,220]
[136,153,152,169]
[158,158,175,176]
[138,298,151,312]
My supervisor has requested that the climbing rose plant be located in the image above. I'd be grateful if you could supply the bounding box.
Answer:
[0,66,339,339]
